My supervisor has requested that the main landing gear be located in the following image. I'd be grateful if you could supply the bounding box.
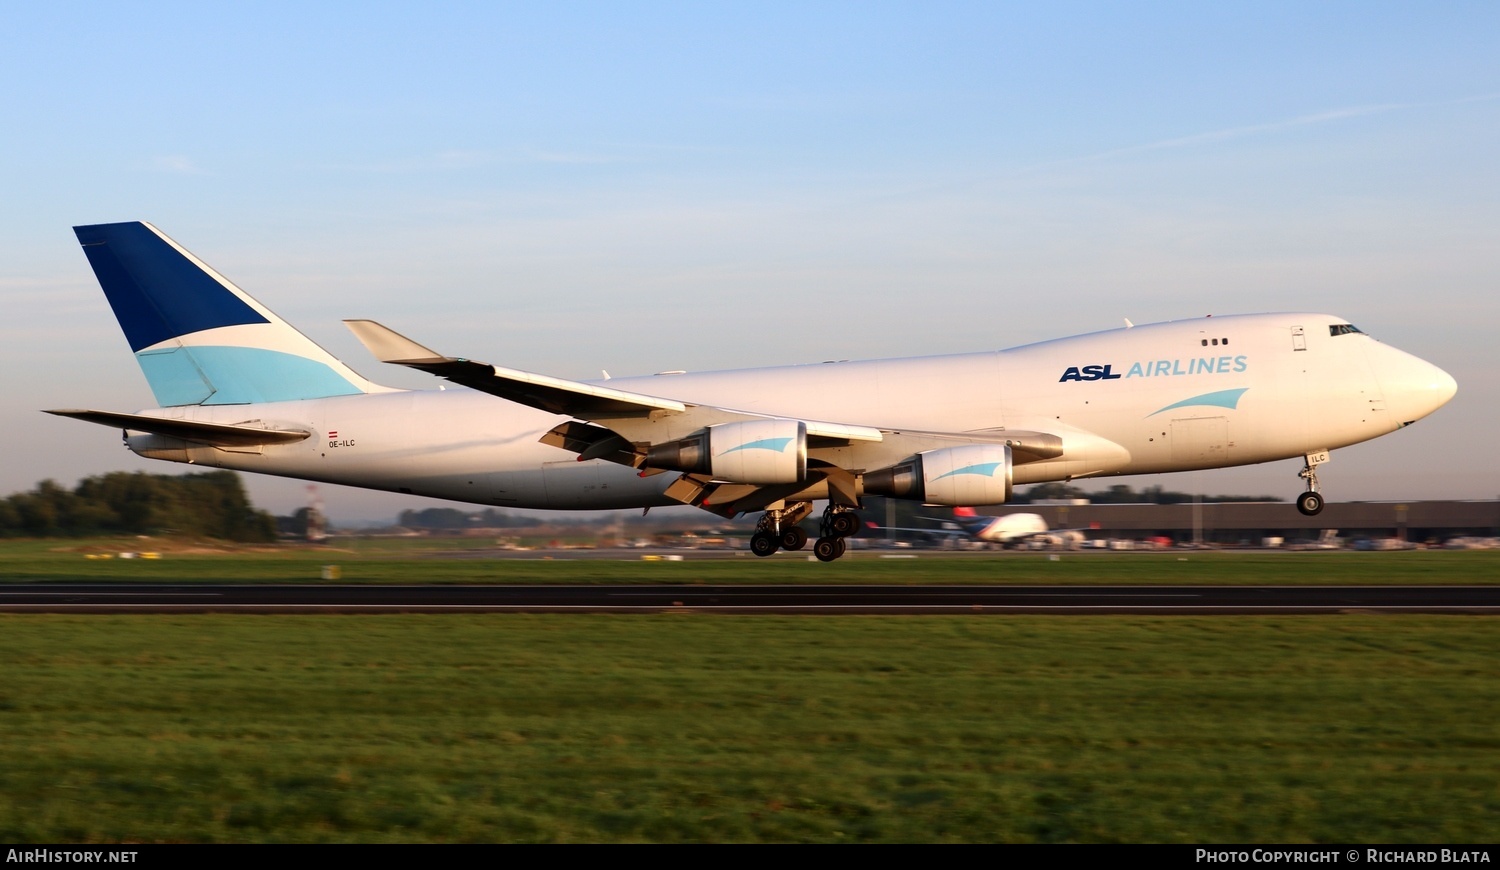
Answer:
[1296,451,1329,517]
[749,501,814,558]
[748,502,859,562]
[812,504,860,563]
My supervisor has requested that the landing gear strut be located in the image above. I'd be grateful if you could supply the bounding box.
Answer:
[813,504,860,562]
[1296,451,1328,517]
[749,501,814,558]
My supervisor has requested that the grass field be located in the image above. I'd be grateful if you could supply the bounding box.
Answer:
[0,614,1495,843]
[0,537,1496,843]
[1,536,1498,585]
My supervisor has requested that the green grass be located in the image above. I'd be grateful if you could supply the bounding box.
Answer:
[0,537,1497,584]
[0,614,1495,843]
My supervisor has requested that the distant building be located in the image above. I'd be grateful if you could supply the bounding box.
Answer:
[975,500,1500,546]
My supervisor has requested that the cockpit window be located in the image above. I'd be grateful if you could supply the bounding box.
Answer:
[1329,324,1364,337]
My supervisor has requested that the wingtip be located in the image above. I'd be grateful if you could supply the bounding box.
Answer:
[343,319,447,364]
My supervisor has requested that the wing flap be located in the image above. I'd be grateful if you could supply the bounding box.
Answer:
[538,421,641,467]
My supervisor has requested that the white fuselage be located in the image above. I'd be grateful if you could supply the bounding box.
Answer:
[127,312,1455,510]
[970,514,1050,543]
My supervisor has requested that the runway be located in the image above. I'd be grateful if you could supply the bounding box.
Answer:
[0,584,1496,614]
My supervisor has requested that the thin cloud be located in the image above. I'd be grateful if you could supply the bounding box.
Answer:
[338,150,495,172]
[521,149,622,165]
[150,154,208,175]
[1041,92,1500,169]
[335,148,625,173]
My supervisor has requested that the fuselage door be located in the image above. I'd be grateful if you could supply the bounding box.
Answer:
[1291,326,1307,351]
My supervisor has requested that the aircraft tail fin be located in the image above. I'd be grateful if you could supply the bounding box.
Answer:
[73,222,387,407]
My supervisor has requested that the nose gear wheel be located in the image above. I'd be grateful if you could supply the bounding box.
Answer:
[1296,454,1327,517]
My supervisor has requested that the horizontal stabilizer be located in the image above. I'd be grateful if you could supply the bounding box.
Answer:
[45,409,311,447]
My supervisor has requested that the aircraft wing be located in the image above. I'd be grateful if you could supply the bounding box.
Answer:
[346,319,1073,514]
[44,409,311,447]
[345,319,886,445]
[345,319,686,418]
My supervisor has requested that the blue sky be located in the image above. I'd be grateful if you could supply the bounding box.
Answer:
[5,2,1498,521]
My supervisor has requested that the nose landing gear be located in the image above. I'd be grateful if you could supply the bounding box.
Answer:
[1296,451,1329,516]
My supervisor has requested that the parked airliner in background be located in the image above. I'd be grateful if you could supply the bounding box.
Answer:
[868,507,1086,549]
[50,222,1457,561]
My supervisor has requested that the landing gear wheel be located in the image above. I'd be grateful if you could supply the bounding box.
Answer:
[828,510,860,538]
[750,531,780,557]
[781,526,808,551]
[813,536,846,562]
[1296,491,1325,517]
[1295,453,1328,517]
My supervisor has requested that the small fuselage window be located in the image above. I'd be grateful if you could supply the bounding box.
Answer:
[1329,324,1364,337]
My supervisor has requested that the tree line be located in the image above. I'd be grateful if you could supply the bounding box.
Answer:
[0,472,1283,541]
[0,471,276,541]
[397,507,543,529]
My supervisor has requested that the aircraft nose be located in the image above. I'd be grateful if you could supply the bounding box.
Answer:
[1405,357,1458,418]
[1370,344,1457,423]
[1429,363,1458,409]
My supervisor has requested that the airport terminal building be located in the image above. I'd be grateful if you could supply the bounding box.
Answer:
[973,500,1500,547]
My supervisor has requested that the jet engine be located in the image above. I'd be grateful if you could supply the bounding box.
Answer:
[646,419,808,484]
[863,443,1013,505]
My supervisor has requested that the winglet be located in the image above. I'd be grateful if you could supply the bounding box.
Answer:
[344,319,448,364]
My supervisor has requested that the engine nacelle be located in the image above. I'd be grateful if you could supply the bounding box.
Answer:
[646,419,807,484]
[863,443,1012,506]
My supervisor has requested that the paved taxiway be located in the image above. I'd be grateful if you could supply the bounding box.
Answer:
[0,585,1496,614]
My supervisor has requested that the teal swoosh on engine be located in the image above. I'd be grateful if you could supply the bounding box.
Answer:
[720,437,794,455]
[932,462,1001,482]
